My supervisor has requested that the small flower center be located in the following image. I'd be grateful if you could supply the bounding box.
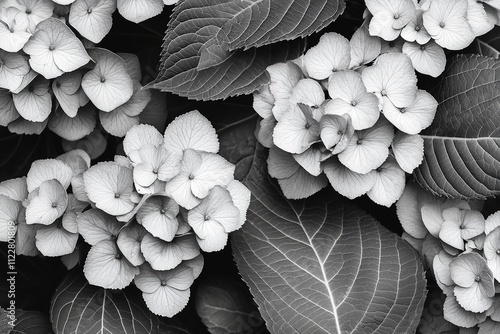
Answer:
[420,45,426,51]
[415,25,421,32]
[381,89,387,96]
[115,253,121,260]
[188,174,194,180]
[439,22,445,28]
[52,202,58,208]
[393,13,400,20]
[49,45,55,51]
[351,100,357,107]
[25,9,31,14]
[204,215,210,221]
[161,280,167,286]
[337,130,343,136]
[388,41,395,48]
[100,77,106,83]
[87,8,93,14]
[399,108,406,114]
[475,275,481,282]
[496,249,500,255]
[305,123,311,129]
[160,209,166,215]
[114,193,120,198]
[357,139,363,145]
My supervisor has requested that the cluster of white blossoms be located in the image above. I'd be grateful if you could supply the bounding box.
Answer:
[0,110,250,318]
[253,29,438,207]
[366,0,500,77]
[0,0,177,154]
[398,183,500,332]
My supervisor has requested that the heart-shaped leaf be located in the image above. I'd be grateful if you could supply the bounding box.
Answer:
[231,144,427,334]
[414,54,500,200]
[50,268,160,334]
[147,0,346,100]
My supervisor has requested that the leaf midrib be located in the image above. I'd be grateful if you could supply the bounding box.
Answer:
[421,135,500,141]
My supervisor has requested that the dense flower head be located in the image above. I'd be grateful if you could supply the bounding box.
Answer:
[396,181,500,330]
[253,30,438,207]
[0,110,250,318]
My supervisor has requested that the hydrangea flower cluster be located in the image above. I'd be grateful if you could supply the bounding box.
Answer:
[0,0,177,156]
[365,0,500,77]
[0,110,250,318]
[253,29,438,206]
[397,182,500,332]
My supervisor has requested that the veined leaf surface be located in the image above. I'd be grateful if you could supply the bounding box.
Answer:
[148,0,345,100]
[415,54,500,200]
[231,144,427,334]
[50,269,159,334]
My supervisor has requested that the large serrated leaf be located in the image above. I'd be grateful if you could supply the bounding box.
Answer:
[231,144,427,334]
[148,0,345,100]
[50,269,159,334]
[414,54,500,200]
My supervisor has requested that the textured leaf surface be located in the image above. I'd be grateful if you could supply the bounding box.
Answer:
[12,309,54,334]
[414,54,500,199]
[50,269,160,334]
[231,144,427,334]
[148,0,345,100]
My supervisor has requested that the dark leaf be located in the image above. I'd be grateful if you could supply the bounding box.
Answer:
[231,144,427,334]
[12,310,53,334]
[195,276,267,334]
[148,0,346,100]
[50,269,159,334]
[468,25,500,59]
[415,54,500,199]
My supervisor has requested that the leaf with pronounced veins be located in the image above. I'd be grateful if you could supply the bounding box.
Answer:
[232,144,427,333]
[23,17,91,79]
[69,0,116,43]
[13,309,54,334]
[12,76,52,122]
[82,48,133,112]
[415,54,500,199]
[48,104,96,141]
[51,268,160,334]
[148,0,345,100]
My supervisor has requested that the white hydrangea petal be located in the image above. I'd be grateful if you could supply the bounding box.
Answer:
[422,0,475,50]
[123,123,163,162]
[0,8,31,52]
[117,0,164,23]
[48,104,96,141]
[485,211,500,235]
[35,222,78,256]
[323,158,376,199]
[69,0,116,44]
[26,179,68,225]
[164,110,219,154]
[303,32,351,80]
[0,177,28,201]
[444,294,487,328]
[466,0,494,37]
[142,282,191,317]
[12,76,52,122]
[136,196,179,242]
[392,131,424,173]
[84,239,139,289]
[141,233,184,271]
[402,40,446,77]
[401,10,431,44]
[289,79,325,109]
[253,85,274,119]
[26,158,72,192]
[349,24,382,68]
[366,156,406,207]
[76,208,123,245]
[226,180,250,229]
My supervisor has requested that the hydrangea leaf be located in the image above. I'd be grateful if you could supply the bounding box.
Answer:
[26,158,73,192]
[134,263,194,317]
[26,179,68,225]
[414,55,500,199]
[35,221,78,256]
[232,143,427,334]
[23,17,90,79]
[147,0,345,100]
[82,48,133,112]
[50,268,160,334]
[84,239,139,289]
[12,76,51,122]
[76,208,123,246]
[69,0,116,43]
[164,110,219,155]
[83,161,135,215]
[117,0,163,23]
[116,223,147,267]
[48,104,96,141]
